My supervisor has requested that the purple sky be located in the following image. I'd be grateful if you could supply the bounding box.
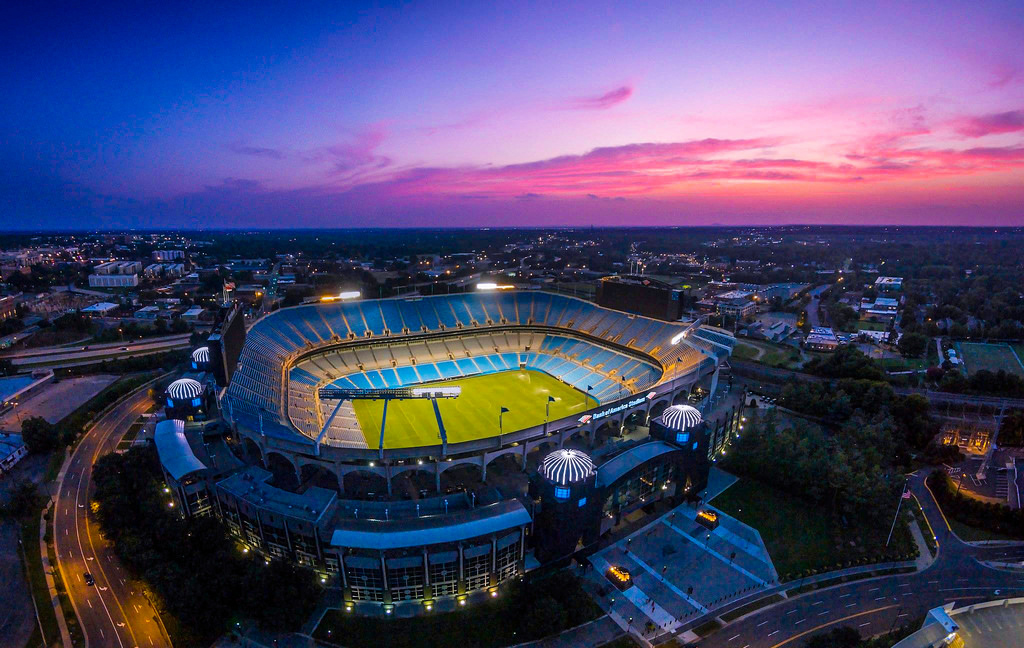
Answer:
[2,1,1023,229]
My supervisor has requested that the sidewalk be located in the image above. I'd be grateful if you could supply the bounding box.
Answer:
[39,496,73,648]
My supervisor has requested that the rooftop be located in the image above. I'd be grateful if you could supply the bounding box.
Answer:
[328,499,530,550]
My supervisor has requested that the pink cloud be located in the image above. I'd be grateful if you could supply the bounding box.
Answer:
[565,85,633,110]
[954,110,1024,137]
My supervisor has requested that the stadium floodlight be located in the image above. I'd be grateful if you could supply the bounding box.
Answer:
[670,330,688,344]
[320,290,361,302]
[477,282,514,291]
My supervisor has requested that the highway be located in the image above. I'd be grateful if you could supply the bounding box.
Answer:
[7,333,192,369]
[693,470,1024,648]
[53,387,173,648]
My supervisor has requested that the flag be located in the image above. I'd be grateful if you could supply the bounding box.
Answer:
[587,385,594,391]
[501,407,510,413]
[548,396,556,403]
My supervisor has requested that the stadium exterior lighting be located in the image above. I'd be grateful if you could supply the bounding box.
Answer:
[477,282,514,291]
[321,291,361,302]
[541,448,595,485]
[670,330,687,344]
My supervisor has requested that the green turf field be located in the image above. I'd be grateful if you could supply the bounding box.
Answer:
[352,369,598,449]
[958,341,1024,376]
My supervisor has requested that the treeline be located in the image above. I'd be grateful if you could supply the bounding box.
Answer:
[927,470,1024,539]
[777,378,937,451]
[722,410,898,522]
[937,368,1024,398]
[803,346,885,381]
[92,447,320,645]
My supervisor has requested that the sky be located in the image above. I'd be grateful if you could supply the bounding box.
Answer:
[2,0,1023,229]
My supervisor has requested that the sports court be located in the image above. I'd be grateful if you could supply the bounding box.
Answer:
[957,342,1024,376]
[352,369,598,448]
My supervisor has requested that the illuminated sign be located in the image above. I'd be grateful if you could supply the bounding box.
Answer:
[593,395,648,420]
[696,509,720,530]
[606,565,633,591]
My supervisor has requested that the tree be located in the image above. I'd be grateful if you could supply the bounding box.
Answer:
[897,332,929,357]
[21,416,59,454]
[999,410,1024,447]
[2,479,42,519]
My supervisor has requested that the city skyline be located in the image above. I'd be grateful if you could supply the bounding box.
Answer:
[3,0,1024,228]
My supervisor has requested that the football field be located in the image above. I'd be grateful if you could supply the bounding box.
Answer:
[352,369,598,449]
[958,341,1024,377]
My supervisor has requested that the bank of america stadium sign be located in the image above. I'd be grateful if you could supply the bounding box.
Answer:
[580,391,657,424]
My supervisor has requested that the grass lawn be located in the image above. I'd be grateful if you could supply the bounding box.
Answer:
[947,516,1021,543]
[711,477,915,580]
[854,321,888,332]
[732,340,799,367]
[353,369,597,449]
[958,341,1024,377]
[313,572,601,648]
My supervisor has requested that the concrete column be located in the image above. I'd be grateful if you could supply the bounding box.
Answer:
[481,456,487,483]
[386,464,393,496]
[435,463,441,492]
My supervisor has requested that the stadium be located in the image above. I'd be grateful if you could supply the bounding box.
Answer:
[158,289,737,609]
[223,290,732,495]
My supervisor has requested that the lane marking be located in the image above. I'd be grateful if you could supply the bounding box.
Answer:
[768,605,898,648]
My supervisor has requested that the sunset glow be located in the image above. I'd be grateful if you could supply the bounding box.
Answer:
[3,1,1023,227]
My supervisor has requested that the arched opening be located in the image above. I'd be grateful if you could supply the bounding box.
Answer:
[525,440,559,473]
[624,410,646,436]
[439,462,483,495]
[235,437,263,465]
[266,451,299,492]
[485,453,527,497]
[649,399,670,420]
[342,470,388,499]
[300,463,341,493]
[391,469,436,499]
[593,419,621,444]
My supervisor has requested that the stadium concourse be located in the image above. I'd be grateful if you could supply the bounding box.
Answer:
[153,289,740,613]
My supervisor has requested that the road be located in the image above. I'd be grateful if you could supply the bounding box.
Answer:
[7,333,191,369]
[53,387,173,648]
[693,471,1024,648]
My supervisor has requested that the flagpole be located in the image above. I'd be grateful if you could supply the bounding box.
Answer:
[886,478,909,547]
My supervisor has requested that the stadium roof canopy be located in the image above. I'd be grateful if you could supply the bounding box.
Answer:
[154,419,206,480]
[541,448,595,485]
[167,378,204,400]
[329,500,531,550]
[191,346,210,363]
[660,404,702,431]
[597,440,678,488]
